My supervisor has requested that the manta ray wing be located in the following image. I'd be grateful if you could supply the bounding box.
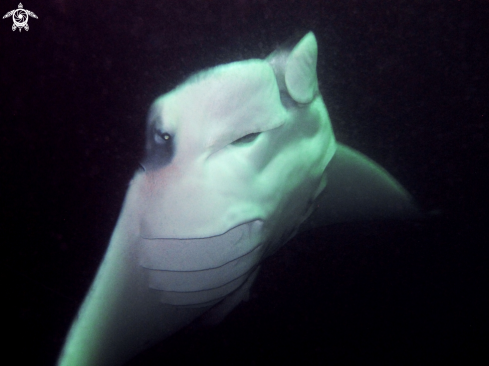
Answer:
[301,143,420,231]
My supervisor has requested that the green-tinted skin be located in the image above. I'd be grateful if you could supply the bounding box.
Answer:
[57,32,418,366]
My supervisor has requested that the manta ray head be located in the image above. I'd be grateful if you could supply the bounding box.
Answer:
[57,32,420,366]
[127,33,336,307]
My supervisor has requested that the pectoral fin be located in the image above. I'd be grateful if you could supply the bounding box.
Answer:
[302,143,420,231]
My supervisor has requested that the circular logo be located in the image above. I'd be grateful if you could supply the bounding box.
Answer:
[12,9,28,28]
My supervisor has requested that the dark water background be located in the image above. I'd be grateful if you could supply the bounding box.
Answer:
[1,0,488,364]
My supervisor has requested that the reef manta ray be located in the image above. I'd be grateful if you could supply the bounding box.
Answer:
[57,32,418,366]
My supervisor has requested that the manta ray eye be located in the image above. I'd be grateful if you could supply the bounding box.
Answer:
[154,130,172,144]
[142,127,174,169]
[231,132,261,145]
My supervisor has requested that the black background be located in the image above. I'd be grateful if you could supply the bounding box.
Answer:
[1,0,488,365]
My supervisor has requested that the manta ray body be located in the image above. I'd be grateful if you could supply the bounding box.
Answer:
[57,32,418,366]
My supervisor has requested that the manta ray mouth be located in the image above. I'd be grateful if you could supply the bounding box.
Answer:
[138,220,266,306]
